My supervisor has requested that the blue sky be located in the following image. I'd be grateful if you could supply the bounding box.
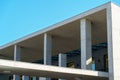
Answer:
[0,0,120,46]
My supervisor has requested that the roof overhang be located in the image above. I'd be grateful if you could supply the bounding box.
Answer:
[0,2,112,62]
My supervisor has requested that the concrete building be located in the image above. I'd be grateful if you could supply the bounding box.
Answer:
[0,2,120,80]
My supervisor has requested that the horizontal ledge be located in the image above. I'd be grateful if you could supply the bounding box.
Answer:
[0,59,108,79]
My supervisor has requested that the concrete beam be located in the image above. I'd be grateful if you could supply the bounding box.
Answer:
[80,19,92,70]
[0,59,109,79]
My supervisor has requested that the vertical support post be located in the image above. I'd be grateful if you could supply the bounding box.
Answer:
[58,53,66,80]
[13,45,21,80]
[44,33,52,65]
[59,53,67,67]
[80,19,92,70]
[107,3,120,80]
[39,33,52,80]
[14,45,21,61]
[107,4,114,80]
[22,76,29,80]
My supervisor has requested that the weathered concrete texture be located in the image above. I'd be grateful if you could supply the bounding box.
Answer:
[59,53,67,67]
[107,3,120,80]
[44,33,52,65]
[80,19,92,70]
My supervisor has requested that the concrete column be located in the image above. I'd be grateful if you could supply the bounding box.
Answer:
[13,45,21,80]
[14,45,21,61]
[39,33,52,80]
[80,19,92,70]
[107,3,120,80]
[59,53,67,80]
[22,76,29,80]
[44,33,52,65]
[59,53,67,67]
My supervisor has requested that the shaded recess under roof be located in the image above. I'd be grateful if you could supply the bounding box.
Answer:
[0,4,107,63]
[33,42,107,64]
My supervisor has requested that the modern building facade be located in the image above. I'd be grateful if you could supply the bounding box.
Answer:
[0,2,120,80]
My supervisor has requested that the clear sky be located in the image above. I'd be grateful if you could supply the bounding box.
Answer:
[0,0,120,46]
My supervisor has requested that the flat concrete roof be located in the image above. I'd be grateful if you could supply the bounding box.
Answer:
[0,2,112,62]
[0,59,108,80]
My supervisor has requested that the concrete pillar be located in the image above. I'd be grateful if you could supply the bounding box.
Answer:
[80,19,92,70]
[59,53,67,67]
[14,45,21,61]
[44,33,52,65]
[22,76,29,80]
[59,53,67,80]
[13,45,21,80]
[107,3,120,80]
[39,33,52,80]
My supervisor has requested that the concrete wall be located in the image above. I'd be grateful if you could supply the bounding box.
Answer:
[107,3,120,80]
